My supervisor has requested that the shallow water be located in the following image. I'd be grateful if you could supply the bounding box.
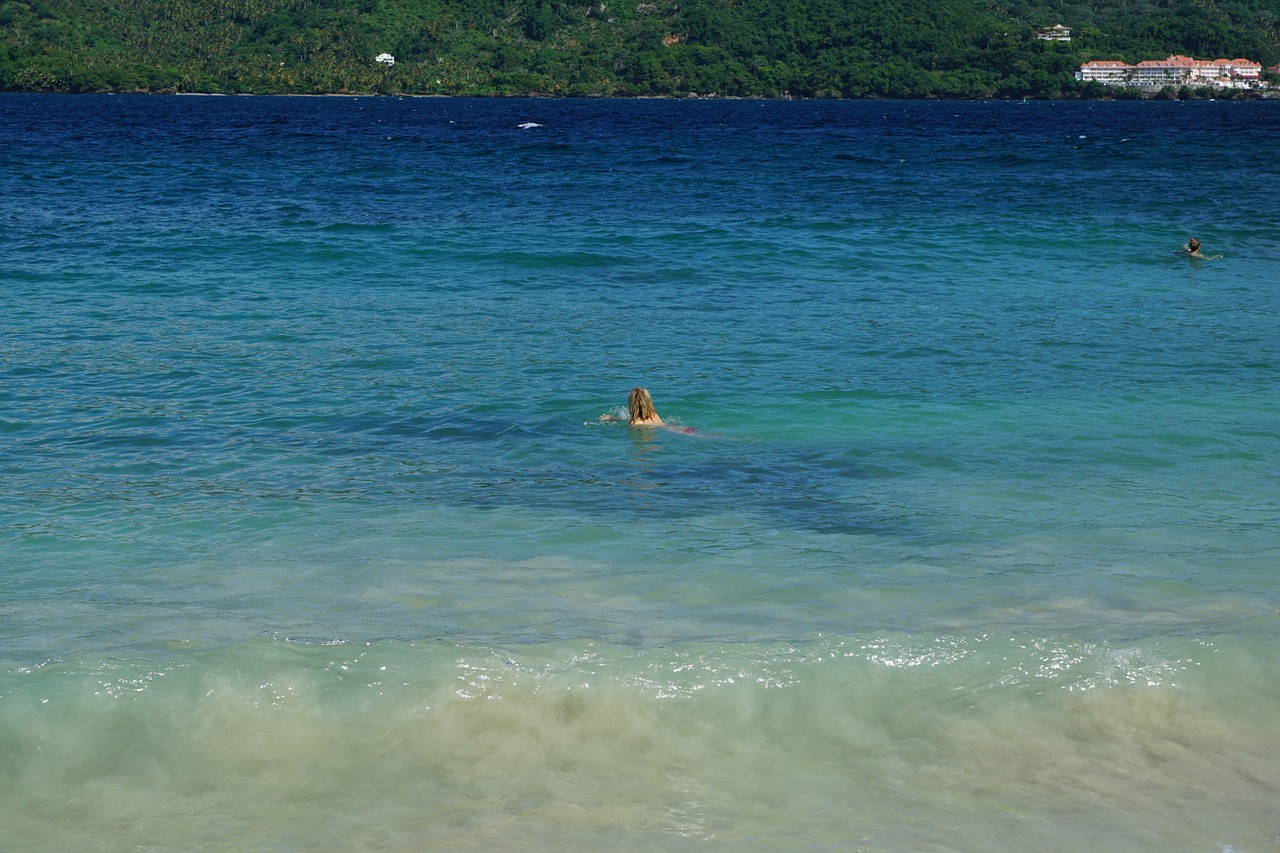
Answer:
[2,94,1278,851]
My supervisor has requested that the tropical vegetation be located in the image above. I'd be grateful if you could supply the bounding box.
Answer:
[2,0,1278,97]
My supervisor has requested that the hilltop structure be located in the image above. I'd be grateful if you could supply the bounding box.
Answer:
[1077,54,1262,87]
[1037,24,1071,42]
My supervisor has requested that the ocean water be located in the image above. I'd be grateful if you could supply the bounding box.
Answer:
[1,93,1278,851]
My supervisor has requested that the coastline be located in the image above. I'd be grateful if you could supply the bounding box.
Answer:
[14,87,1280,100]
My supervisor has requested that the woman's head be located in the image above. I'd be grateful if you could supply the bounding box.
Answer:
[627,387,658,422]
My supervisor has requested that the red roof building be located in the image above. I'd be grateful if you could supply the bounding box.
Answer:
[1077,55,1263,86]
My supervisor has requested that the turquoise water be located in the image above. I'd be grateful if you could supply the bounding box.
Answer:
[2,94,1278,851]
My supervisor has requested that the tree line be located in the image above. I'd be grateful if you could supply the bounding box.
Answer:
[2,0,1278,98]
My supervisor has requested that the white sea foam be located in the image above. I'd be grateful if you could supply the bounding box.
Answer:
[2,635,1278,851]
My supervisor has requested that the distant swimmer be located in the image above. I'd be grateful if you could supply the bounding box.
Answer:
[599,387,695,432]
[1177,236,1221,259]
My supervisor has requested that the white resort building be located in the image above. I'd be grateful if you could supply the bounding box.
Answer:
[1077,55,1263,87]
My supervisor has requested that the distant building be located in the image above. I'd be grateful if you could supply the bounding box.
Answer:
[1037,24,1071,42]
[1077,55,1262,87]
[1077,60,1130,84]
[375,53,396,66]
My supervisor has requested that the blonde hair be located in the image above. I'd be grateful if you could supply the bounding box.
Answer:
[627,387,658,422]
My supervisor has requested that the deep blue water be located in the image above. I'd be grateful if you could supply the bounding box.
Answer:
[1,94,1278,852]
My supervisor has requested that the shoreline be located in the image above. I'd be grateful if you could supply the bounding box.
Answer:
[9,88,1280,101]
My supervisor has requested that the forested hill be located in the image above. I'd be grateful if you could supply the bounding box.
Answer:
[3,0,1279,98]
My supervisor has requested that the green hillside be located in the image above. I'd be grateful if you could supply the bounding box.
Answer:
[2,0,1279,97]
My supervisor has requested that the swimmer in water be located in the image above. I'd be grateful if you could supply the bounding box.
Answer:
[600,387,664,425]
[599,387,695,432]
[1177,236,1222,260]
